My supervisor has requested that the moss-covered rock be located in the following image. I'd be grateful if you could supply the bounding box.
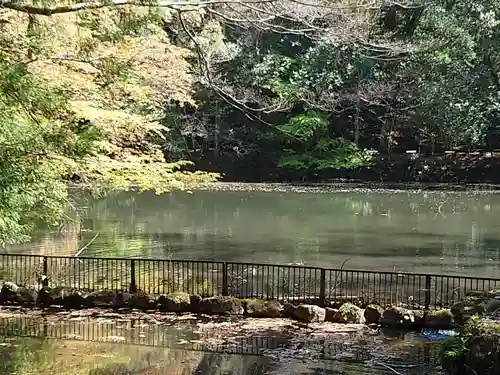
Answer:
[423,309,454,329]
[294,304,326,323]
[0,282,19,304]
[87,290,117,307]
[364,304,383,325]
[159,292,191,312]
[412,309,425,327]
[334,303,365,324]
[199,296,243,315]
[129,294,156,310]
[245,299,282,318]
[381,306,414,328]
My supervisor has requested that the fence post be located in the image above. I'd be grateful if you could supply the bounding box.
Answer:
[319,269,326,307]
[129,260,137,293]
[42,256,48,276]
[222,262,229,296]
[41,256,49,288]
[424,275,431,310]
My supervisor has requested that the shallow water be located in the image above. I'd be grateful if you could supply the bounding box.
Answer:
[0,310,443,375]
[7,184,500,277]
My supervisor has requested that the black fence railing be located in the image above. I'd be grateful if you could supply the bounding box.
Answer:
[1,253,500,309]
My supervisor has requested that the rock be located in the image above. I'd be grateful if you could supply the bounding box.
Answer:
[190,295,202,311]
[364,304,384,325]
[381,307,414,328]
[282,303,296,319]
[36,287,52,306]
[63,291,89,309]
[294,304,326,323]
[36,286,75,306]
[86,290,117,307]
[423,309,454,329]
[16,287,38,305]
[325,307,338,322]
[412,309,425,327]
[157,294,169,310]
[467,333,500,374]
[199,296,243,315]
[161,292,191,313]
[483,298,500,314]
[246,300,282,318]
[130,294,156,310]
[452,296,485,323]
[113,292,134,308]
[0,282,19,303]
[334,303,365,324]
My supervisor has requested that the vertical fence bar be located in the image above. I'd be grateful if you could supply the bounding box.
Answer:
[425,275,431,310]
[319,268,326,307]
[42,256,48,277]
[222,262,228,296]
[129,260,137,293]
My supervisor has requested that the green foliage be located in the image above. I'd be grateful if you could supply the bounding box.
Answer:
[0,4,219,245]
[278,113,373,171]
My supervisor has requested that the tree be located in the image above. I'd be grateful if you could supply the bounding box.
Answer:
[0,3,223,245]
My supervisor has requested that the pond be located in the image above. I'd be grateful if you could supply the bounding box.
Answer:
[0,309,443,375]
[7,183,500,277]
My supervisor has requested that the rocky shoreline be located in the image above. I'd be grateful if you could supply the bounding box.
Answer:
[1,281,494,331]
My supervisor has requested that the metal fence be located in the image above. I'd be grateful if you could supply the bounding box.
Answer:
[1,253,500,309]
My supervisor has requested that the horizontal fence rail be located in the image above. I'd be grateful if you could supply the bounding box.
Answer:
[1,253,500,309]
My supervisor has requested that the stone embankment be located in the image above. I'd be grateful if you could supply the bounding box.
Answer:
[2,280,493,330]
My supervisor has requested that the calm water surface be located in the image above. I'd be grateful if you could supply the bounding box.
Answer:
[0,314,442,375]
[8,186,500,277]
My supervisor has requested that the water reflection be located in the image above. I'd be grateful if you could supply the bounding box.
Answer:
[0,313,442,375]
[7,188,500,277]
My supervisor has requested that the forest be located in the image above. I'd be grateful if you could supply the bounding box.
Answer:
[1,0,500,243]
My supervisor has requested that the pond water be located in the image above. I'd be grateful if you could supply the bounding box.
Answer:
[0,311,443,375]
[7,184,500,277]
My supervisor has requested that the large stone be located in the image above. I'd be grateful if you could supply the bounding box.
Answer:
[282,303,297,319]
[334,303,365,324]
[483,298,500,315]
[62,290,89,309]
[381,307,414,328]
[294,304,326,323]
[412,309,425,327]
[423,309,454,329]
[86,290,117,307]
[158,292,191,312]
[364,304,384,325]
[0,282,19,303]
[467,333,500,375]
[246,299,282,318]
[190,295,202,310]
[199,296,243,315]
[16,287,38,305]
[452,296,486,323]
[325,307,338,322]
[36,286,76,307]
[113,292,134,308]
[130,294,156,310]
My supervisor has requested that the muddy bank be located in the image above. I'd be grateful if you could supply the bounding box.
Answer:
[191,181,500,194]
